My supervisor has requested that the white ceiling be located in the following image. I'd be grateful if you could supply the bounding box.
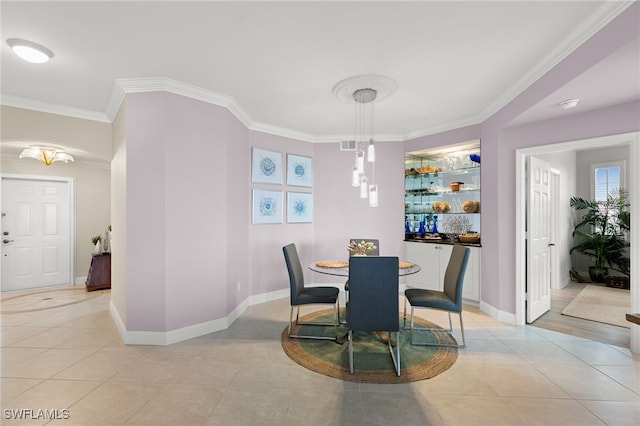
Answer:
[1,1,638,143]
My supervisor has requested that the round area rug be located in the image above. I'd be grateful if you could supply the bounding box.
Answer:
[281,309,458,383]
[1,286,105,313]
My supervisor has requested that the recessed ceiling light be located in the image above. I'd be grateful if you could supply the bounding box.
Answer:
[7,38,53,63]
[559,99,579,109]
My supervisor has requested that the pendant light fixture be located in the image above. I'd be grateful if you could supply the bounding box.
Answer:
[352,88,378,206]
[334,75,397,208]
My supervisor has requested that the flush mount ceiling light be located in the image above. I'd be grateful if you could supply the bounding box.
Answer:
[7,38,54,63]
[559,98,579,109]
[19,146,73,166]
[334,75,398,208]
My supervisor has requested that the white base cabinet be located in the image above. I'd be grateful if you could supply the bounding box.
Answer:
[404,242,480,302]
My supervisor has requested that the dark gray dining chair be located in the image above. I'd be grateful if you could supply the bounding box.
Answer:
[344,238,379,295]
[283,243,340,341]
[348,256,400,375]
[404,244,470,348]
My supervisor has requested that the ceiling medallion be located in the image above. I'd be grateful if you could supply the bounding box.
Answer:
[332,75,398,104]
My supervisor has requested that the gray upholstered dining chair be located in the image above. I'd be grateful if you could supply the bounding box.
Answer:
[347,256,400,375]
[283,243,340,341]
[344,238,379,295]
[403,244,470,348]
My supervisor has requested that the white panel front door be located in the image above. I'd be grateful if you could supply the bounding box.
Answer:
[526,156,552,323]
[1,178,71,291]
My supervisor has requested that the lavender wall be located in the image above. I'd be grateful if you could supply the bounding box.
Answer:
[485,102,640,313]
[125,92,248,331]
[310,142,406,285]
[404,3,639,316]
[475,2,640,314]
[226,111,251,314]
[247,132,315,296]
[117,2,638,335]
[121,91,407,334]
[126,93,168,331]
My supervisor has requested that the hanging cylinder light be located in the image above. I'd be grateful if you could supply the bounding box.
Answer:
[359,176,368,198]
[369,184,378,207]
[351,165,360,187]
[367,138,375,162]
[356,149,365,174]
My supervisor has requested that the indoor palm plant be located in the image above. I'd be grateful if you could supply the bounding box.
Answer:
[570,188,630,283]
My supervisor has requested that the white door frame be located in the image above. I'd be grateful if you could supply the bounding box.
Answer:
[1,173,76,290]
[515,132,638,327]
[549,168,561,290]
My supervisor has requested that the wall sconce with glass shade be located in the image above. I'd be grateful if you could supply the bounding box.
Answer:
[6,38,54,63]
[19,146,74,166]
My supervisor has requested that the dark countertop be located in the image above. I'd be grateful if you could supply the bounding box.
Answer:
[404,236,481,248]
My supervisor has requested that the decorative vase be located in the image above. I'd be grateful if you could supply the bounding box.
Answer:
[418,221,426,237]
[94,240,102,255]
[103,230,110,253]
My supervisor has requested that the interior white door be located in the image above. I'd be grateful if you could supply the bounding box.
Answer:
[1,178,71,292]
[526,156,552,323]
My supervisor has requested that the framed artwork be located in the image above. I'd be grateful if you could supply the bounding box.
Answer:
[252,148,282,184]
[252,189,283,224]
[287,192,313,223]
[287,154,313,187]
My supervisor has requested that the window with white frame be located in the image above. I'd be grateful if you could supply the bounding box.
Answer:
[591,160,625,234]
[592,161,624,201]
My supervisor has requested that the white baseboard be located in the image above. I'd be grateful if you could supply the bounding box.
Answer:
[75,276,87,285]
[112,281,491,346]
[479,300,517,325]
[110,288,292,346]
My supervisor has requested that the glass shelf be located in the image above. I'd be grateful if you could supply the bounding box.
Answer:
[404,166,480,180]
[405,188,480,195]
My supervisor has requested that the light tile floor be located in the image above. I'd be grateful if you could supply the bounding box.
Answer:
[1,286,639,425]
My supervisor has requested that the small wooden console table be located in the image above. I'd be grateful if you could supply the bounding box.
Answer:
[626,313,640,326]
[86,253,111,291]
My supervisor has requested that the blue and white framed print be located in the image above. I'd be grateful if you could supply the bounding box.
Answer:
[252,148,282,184]
[286,154,313,187]
[252,189,283,224]
[287,192,313,223]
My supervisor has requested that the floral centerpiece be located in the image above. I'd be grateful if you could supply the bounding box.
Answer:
[347,240,378,256]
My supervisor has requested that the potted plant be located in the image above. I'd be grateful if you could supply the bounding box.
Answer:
[91,235,102,254]
[570,188,630,283]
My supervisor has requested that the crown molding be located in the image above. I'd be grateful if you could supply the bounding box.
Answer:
[112,77,253,129]
[4,0,633,146]
[112,77,332,143]
[1,94,110,123]
[474,0,635,126]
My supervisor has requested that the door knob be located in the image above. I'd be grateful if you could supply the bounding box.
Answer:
[3,231,9,235]
[3,239,14,244]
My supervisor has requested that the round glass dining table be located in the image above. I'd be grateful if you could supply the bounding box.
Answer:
[308,260,421,277]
